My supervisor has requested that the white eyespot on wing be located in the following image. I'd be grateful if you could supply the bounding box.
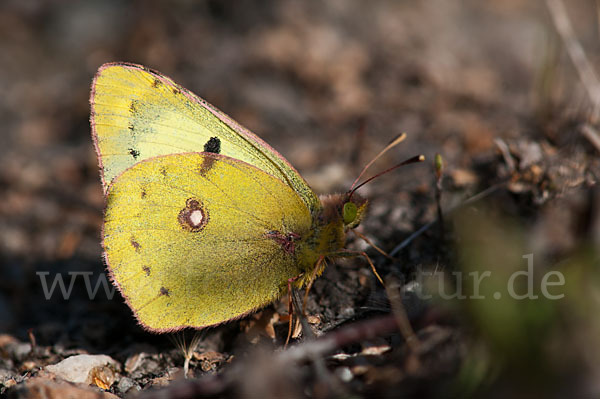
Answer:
[189,209,204,227]
[178,198,209,232]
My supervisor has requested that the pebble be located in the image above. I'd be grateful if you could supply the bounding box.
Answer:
[45,354,120,386]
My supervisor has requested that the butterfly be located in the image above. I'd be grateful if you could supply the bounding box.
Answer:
[90,62,421,333]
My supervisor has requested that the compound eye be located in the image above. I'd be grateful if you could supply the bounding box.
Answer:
[343,202,358,225]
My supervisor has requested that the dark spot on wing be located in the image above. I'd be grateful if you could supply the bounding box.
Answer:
[160,287,170,297]
[130,237,141,252]
[129,100,139,114]
[265,231,300,255]
[199,157,216,176]
[203,137,221,154]
[129,148,140,159]
[152,78,161,88]
[160,167,167,176]
[199,137,221,175]
[172,87,181,95]
[142,265,151,276]
[128,122,135,132]
[141,189,146,199]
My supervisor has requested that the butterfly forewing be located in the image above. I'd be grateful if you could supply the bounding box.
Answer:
[91,63,320,214]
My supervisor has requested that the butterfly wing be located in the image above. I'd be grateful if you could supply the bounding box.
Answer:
[103,152,312,332]
[91,62,320,214]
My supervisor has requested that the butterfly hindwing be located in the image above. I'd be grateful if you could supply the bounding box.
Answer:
[103,152,313,331]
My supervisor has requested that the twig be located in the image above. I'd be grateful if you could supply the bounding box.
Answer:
[434,154,445,238]
[291,288,316,341]
[385,276,420,352]
[581,124,600,154]
[279,314,399,364]
[389,183,503,257]
[494,138,516,173]
[546,0,600,122]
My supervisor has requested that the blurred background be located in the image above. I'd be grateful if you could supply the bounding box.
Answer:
[0,0,599,397]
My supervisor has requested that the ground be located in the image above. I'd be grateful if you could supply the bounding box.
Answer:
[0,1,599,398]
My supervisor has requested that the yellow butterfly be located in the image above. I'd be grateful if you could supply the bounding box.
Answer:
[90,62,420,333]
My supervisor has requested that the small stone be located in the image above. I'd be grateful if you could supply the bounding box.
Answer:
[361,344,391,356]
[20,360,37,372]
[6,342,31,362]
[339,307,355,318]
[45,354,120,387]
[116,376,138,394]
[335,367,353,382]
[3,378,17,388]
[124,352,145,373]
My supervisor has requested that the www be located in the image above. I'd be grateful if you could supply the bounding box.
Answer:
[36,272,115,300]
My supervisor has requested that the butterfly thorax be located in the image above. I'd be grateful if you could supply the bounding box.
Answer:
[293,193,368,288]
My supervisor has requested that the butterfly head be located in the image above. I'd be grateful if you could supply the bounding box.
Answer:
[342,193,368,229]
[339,149,424,229]
[319,193,368,230]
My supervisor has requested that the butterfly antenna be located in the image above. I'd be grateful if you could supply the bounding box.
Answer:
[349,155,425,199]
[349,133,407,192]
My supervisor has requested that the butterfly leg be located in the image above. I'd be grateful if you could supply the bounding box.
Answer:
[284,253,325,347]
[302,255,326,318]
[358,251,385,286]
[332,250,385,287]
[352,229,395,260]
